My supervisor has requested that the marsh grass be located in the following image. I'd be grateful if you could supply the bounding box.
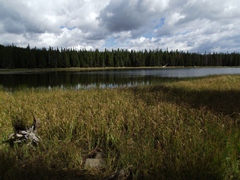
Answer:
[0,75,240,179]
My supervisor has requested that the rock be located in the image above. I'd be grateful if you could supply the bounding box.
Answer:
[84,158,105,169]
[94,152,104,159]
[83,150,105,169]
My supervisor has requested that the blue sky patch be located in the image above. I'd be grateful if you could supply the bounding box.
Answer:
[60,26,76,30]
[104,37,118,48]
[154,18,165,29]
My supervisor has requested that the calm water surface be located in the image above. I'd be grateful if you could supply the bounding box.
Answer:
[0,68,239,90]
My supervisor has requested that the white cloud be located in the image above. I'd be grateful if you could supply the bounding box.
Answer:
[0,0,240,53]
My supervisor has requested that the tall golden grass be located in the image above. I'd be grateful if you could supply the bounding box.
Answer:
[0,75,240,179]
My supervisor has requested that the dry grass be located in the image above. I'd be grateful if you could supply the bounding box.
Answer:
[0,75,240,179]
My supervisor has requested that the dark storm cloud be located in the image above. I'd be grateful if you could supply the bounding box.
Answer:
[0,1,45,34]
[98,0,167,33]
[99,1,144,32]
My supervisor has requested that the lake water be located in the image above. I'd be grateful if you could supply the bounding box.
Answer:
[0,67,239,90]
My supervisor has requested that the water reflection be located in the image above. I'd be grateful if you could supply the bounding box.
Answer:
[0,71,154,90]
[73,81,150,90]
[0,68,239,90]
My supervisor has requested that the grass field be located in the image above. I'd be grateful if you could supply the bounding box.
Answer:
[0,75,240,179]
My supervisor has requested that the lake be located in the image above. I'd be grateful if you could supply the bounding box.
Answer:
[0,67,240,90]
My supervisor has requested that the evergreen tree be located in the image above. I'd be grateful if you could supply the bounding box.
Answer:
[0,43,239,69]
[70,50,79,67]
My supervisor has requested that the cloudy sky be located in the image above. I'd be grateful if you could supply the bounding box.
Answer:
[0,0,239,53]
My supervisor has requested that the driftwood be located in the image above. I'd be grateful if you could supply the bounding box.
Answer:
[162,62,169,68]
[4,118,41,147]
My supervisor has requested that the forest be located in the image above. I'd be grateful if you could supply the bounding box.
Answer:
[0,44,240,69]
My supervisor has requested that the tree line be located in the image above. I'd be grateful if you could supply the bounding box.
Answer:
[0,44,240,69]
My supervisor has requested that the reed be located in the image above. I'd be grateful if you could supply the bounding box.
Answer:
[0,75,239,179]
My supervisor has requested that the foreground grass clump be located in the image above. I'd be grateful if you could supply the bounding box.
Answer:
[0,75,240,179]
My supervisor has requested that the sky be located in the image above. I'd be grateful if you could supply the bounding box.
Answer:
[0,0,240,53]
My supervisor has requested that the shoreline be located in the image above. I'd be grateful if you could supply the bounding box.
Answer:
[0,66,239,74]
